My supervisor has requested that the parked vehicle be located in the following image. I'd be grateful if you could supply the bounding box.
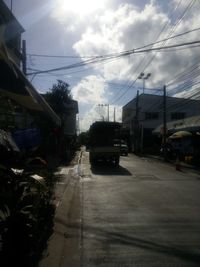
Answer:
[89,121,121,166]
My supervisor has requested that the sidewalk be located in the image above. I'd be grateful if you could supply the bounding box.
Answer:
[39,152,82,267]
[142,153,200,174]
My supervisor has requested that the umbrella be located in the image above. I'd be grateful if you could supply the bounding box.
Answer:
[168,130,192,139]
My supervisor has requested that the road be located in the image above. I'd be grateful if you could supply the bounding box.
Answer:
[40,149,200,267]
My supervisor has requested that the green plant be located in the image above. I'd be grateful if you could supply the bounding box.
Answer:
[0,164,55,266]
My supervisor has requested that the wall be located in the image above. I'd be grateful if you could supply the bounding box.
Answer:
[0,0,24,66]
[123,93,200,131]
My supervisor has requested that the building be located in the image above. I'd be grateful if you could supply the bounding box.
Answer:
[153,115,200,163]
[0,0,61,160]
[154,115,200,134]
[0,0,24,66]
[0,0,60,127]
[122,93,200,153]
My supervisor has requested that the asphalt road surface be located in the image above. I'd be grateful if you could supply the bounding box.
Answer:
[80,150,200,267]
[40,150,200,267]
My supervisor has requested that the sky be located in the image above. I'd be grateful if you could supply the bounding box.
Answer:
[4,0,200,131]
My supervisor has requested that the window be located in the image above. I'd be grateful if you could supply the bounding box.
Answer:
[171,112,185,120]
[145,112,159,120]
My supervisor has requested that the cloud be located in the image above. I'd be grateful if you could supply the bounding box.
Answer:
[79,106,99,132]
[49,0,200,130]
[79,104,122,132]
[51,0,106,33]
[72,1,200,89]
[79,104,107,132]
[72,75,107,104]
[72,3,169,82]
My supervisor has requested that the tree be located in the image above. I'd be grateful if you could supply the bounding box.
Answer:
[44,80,73,159]
[45,80,71,115]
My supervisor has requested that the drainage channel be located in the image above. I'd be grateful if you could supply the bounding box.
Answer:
[77,149,85,267]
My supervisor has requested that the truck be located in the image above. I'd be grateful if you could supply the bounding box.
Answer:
[89,121,121,166]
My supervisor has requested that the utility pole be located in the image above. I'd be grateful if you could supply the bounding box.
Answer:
[77,116,80,135]
[107,104,109,122]
[136,90,139,119]
[22,40,27,76]
[98,104,104,121]
[134,90,139,153]
[140,123,144,154]
[98,104,109,121]
[163,85,167,161]
[113,107,116,122]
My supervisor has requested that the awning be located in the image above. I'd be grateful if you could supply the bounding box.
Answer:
[153,115,200,135]
[0,44,61,126]
[168,131,192,139]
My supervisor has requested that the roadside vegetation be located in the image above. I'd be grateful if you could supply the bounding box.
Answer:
[0,158,57,267]
[0,80,78,266]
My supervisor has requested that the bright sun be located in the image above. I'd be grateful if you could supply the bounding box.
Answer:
[57,0,106,16]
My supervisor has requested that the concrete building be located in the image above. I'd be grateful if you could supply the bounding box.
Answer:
[0,0,24,66]
[0,0,60,127]
[122,93,200,153]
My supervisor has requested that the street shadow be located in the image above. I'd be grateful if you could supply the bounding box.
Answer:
[90,163,132,176]
[61,221,200,265]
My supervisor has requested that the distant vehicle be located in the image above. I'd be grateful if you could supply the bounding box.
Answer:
[89,121,121,166]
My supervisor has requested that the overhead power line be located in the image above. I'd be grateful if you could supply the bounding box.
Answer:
[27,40,200,76]
[132,0,197,86]
[111,40,200,105]
[134,26,200,52]
[114,0,196,104]
[167,61,200,87]
[27,26,200,60]
[111,0,199,105]
[27,54,95,59]
[134,40,200,53]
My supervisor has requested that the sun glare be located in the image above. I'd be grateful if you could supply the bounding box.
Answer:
[57,0,106,15]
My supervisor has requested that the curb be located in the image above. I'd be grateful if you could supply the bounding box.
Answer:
[39,152,82,267]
